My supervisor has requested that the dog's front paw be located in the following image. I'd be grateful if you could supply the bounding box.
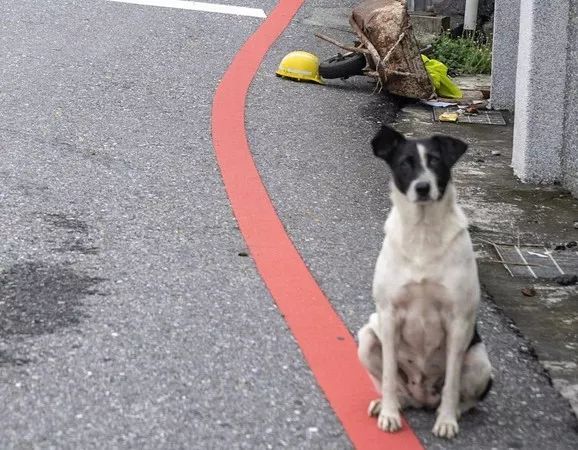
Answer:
[377,408,402,433]
[432,415,459,439]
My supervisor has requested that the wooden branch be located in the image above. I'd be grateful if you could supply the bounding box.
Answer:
[386,70,416,77]
[314,33,370,54]
[372,78,383,94]
[349,17,388,83]
[381,30,406,65]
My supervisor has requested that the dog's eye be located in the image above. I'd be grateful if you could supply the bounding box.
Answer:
[400,158,413,171]
[428,154,441,166]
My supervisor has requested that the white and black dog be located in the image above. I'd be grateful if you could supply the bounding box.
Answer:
[358,126,492,439]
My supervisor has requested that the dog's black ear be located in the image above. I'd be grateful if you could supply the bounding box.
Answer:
[431,135,468,167]
[371,126,405,164]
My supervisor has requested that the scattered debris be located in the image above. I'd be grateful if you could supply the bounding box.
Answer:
[521,287,537,297]
[465,105,479,114]
[527,251,548,258]
[238,251,249,257]
[518,344,534,356]
[554,274,578,286]
[306,427,319,440]
[573,221,578,229]
[421,100,457,108]
[439,111,459,122]
[491,150,501,156]
[433,106,506,125]
[554,242,578,251]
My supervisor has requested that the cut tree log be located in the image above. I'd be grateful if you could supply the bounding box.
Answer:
[350,0,434,99]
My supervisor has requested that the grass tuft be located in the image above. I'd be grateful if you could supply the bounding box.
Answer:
[430,33,492,75]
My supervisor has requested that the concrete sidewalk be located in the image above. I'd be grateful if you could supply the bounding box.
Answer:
[392,99,578,419]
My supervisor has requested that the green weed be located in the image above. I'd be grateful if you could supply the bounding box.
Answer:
[430,34,492,75]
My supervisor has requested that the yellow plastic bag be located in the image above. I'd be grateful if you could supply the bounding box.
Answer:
[421,55,462,99]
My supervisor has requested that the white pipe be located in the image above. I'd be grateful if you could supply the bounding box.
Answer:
[464,0,479,31]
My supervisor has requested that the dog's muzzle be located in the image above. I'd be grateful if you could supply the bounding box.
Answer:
[415,181,431,201]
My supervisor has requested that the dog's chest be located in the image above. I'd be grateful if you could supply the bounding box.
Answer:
[395,282,448,366]
[375,236,461,370]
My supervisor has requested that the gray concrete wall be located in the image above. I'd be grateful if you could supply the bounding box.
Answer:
[432,0,494,19]
[562,2,578,197]
[512,0,569,184]
[489,0,520,110]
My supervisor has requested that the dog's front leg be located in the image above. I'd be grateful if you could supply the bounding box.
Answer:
[433,320,471,439]
[377,308,402,433]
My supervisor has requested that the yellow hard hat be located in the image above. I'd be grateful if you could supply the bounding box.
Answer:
[275,51,324,84]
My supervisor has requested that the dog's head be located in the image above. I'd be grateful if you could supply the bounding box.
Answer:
[371,126,467,203]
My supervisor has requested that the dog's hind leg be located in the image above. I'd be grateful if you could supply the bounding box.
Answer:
[459,342,492,415]
[358,314,383,384]
[358,314,413,419]
[358,314,383,417]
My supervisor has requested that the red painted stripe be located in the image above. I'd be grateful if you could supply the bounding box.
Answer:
[211,1,423,449]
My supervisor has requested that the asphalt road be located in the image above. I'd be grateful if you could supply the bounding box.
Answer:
[0,0,576,449]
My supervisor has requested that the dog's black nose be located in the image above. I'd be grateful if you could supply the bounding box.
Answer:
[415,182,431,198]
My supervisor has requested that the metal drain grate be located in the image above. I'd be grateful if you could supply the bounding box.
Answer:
[493,244,578,279]
[433,107,506,125]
